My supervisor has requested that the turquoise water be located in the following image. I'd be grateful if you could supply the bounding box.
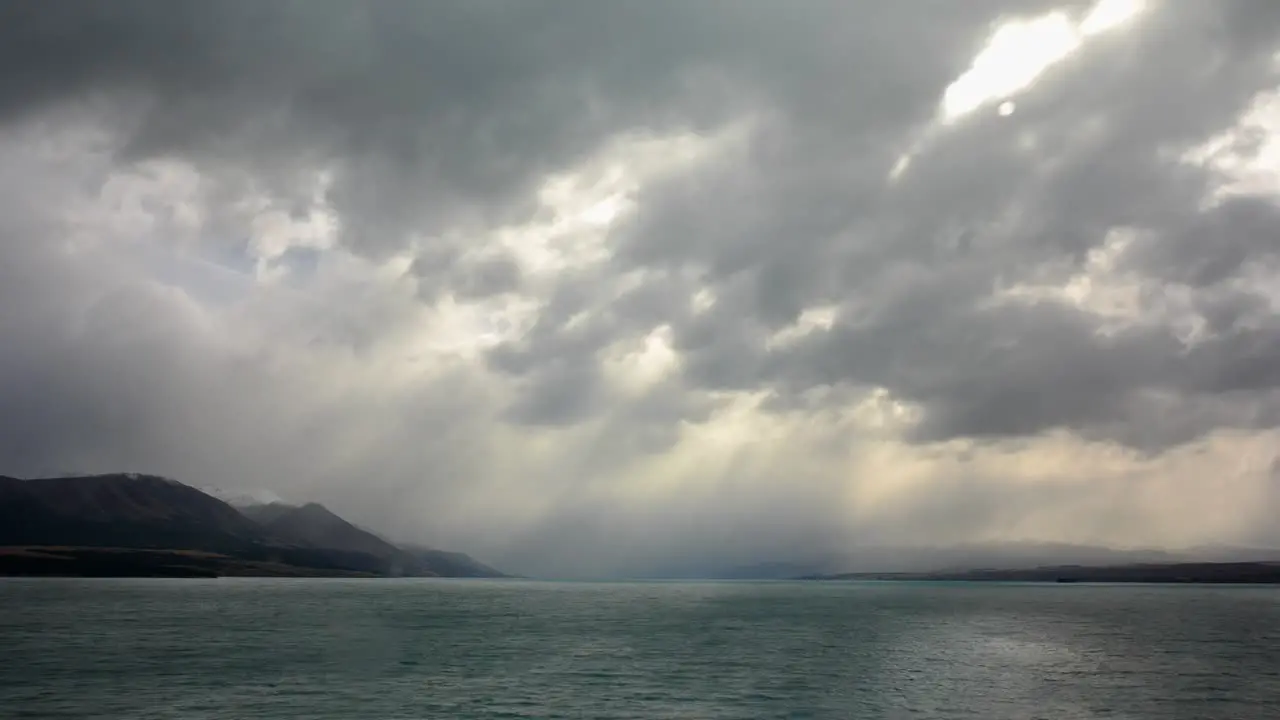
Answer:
[2,579,1278,719]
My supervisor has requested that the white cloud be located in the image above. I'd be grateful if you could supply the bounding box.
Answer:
[1185,87,1280,204]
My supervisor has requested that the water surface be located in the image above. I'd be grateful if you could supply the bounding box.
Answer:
[2,579,1278,719]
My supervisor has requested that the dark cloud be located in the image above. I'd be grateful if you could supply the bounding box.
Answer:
[2,0,753,251]
[575,0,1280,450]
[3,0,1280,575]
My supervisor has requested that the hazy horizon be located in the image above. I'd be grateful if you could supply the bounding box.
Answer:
[17,470,1280,579]
[3,0,1280,578]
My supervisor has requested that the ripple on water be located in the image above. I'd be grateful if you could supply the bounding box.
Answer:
[1,579,1279,719]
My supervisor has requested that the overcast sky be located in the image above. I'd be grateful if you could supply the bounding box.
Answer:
[2,0,1280,577]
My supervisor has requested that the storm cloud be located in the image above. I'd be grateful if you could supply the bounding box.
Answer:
[2,0,1280,576]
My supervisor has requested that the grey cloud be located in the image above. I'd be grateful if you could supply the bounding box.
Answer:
[410,248,523,302]
[7,0,1154,435]
[1,0,754,254]
[1,0,1072,256]
[453,255,523,300]
[503,356,603,427]
[5,0,1280,576]
[1122,197,1280,288]
[586,0,1280,450]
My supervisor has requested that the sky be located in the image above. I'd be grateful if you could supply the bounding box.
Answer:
[2,0,1280,577]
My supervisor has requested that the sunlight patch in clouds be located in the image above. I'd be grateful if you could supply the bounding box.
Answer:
[418,293,543,360]
[1079,0,1148,36]
[243,169,339,282]
[990,228,1204,342]
[1184,87,1280,205]
[602,325,680,396]
[501,124,753,277]
[765,305,839,350]
[849,388,923,437]
[940,0,1149,122]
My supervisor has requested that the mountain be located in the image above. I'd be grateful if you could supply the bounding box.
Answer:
[1180,544,1280,563]
[200,486,285,508]
[238,501,428,576]
[238,502,506,577]
[805,562,1280,584]
[847,542,1183,573]
[720,543,1280,584]
[0,474,393,575]
[0,473,267,551]
[701,543,1192,580]
[399,545,507,578]
[0,474,505,578]
[240,502,401,558]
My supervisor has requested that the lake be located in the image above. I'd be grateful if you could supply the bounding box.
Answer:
[2,579,1278,719]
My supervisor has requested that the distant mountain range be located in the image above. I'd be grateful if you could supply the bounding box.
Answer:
[6,473,1276,580]
[709,542,1280,580]
[0,473,505,578]
[802,562,1280,584]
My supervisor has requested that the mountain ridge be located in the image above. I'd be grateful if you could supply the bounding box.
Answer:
[690,541,1280,580]
[0,474,505,578]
